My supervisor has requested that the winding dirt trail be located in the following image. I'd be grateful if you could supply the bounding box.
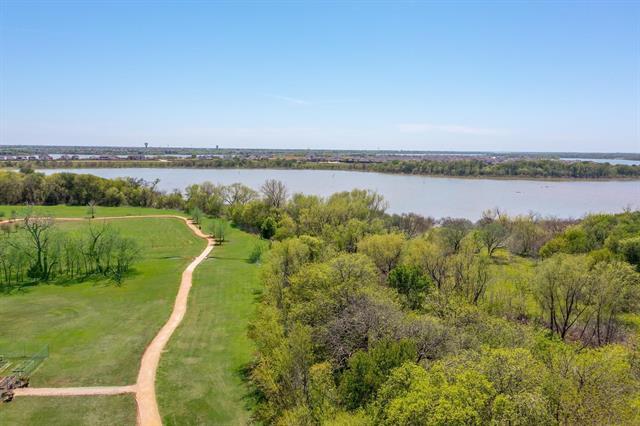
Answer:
[135,219,213,425]
[4,215,214,426]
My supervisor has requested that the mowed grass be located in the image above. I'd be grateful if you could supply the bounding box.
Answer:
[157,219,264,425]
[0,204,185,219]
[0,217,204,386]
[1,212,206,424]
[0,395,136,426]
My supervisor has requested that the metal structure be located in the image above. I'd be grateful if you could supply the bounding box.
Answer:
[0,345,48,402]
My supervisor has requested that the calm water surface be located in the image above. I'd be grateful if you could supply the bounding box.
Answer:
[41,168,640,220]
[560,158,640,166]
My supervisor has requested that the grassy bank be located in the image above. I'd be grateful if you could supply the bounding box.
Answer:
[157,219,264,425]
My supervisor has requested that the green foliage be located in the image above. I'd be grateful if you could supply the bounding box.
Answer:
[540,211,640,260]
[439,217,474,253]
[373,362,494,425]
[388,265,430,309]
[248,243,266,263]
[339,339,417,409]
[357,232,405,276]
[0,215,205,394]
[250,322,315,424]
[209,220,227,243]
[534,254,640,344]
[619,236,640,269]
[249,205,640,425]
[261,216,278,240]
[478,219,510,256]
[0,216,140,287]
[18,156,640,179]
[190,206,203,225]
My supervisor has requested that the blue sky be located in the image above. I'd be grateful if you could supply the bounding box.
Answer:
[1,1,638,152]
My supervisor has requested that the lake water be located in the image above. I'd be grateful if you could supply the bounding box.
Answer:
[560,157,640,166]
[40,168,639,220]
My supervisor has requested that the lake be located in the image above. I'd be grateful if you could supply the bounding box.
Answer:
[559,157,640,166]
[40,168,639,220]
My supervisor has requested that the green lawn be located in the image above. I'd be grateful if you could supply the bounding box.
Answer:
[0,395,136,426]
[0,204,185,219]
[0,208,262,424]
[157,219,264,425]
[1,213,205,424]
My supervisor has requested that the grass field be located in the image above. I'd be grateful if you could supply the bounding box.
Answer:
[0,204,185,219]
[0,395,136,426]
[1,209,205,424]
[157,219,265,425]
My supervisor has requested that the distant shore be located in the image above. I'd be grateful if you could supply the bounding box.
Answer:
[6,159,639,182]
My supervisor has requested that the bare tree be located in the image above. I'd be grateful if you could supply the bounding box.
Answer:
[225,183,258,206]
[21,215,55,280]
[261,179,288,209]
[87,200,97,219]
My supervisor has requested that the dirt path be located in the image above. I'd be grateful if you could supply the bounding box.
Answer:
[135,219,213,426]
[3,215,214,426]
[13,385,137,397]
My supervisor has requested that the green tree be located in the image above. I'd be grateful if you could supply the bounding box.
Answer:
[190,207,203,225]
[339,339,417,409]
[478,220,510,257]
[388,265,430,309]
[619,236,640,270]
[261,216,278,240]
[587,261,640,345]
[534,254,593,340]
[357,233,405,276]
[373,362,494,426]
[439,217,473,253]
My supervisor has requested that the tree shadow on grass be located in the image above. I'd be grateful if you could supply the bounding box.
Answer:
[208,255,249,262]
[237,361,263,414]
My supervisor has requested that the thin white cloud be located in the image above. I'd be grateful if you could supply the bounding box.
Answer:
[398,123,508,136]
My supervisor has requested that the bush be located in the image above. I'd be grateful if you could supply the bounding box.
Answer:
[260,216,277,240]
[249,243,265,263]
[619,236,640,269]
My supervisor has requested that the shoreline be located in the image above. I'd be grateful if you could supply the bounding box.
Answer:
[14,163,640,183]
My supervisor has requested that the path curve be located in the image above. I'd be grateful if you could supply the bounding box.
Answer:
[135,218,213,426]
[2,215,214,426]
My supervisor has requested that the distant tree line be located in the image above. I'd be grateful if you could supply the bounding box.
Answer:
[3,156,639,179]
[0,169,178,209]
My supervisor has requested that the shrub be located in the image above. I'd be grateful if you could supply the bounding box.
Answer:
[249,243,265,263]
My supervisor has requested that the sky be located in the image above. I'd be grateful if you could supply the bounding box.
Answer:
[0,1,639,152]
